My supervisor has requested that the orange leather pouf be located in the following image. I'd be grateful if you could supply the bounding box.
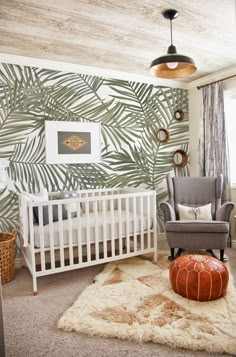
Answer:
[169,255,229,301]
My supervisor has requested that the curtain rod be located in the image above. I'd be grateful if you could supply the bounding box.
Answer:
[197,74,236,90]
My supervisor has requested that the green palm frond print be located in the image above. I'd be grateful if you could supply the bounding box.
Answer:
[0,63,189,233]
[0,188,18,232]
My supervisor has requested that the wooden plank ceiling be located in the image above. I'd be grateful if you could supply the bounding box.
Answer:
[0,0,235,82]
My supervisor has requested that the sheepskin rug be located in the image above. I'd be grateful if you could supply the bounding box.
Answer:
[58,254,236,355]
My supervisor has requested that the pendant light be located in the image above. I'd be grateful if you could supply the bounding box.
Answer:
[149,9,197,79]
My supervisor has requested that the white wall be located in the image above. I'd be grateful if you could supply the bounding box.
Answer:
[224,77,236,91]
[189,77,236,246]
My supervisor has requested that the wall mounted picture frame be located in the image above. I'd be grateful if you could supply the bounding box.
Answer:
[45,121,101,164]
[156,128,170,143]
[173,149,188,167]
[174,109,184,121]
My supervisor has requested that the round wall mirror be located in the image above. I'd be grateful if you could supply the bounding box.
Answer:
[156,128,170,143]
[174,109,184,121]
[173,149,188,167]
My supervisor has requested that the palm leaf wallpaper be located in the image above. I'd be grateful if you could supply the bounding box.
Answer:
[0,62,189,235]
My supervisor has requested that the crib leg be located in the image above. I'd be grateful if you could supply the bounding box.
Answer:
[33,276,38,296]
[153,249,158,262]
[153,232,158,262]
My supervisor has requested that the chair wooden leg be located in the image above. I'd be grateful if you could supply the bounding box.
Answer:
[207,249,227,263]
[168,248,175,261]
[175,248,184,259]
[220,250,225,262]
[206,249,218,259]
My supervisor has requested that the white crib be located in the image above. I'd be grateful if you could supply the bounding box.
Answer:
[19,187,157,294]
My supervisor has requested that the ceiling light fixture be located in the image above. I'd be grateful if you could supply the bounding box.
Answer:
[149,9,197,79]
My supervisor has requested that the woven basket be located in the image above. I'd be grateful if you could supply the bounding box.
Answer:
[0,231,16,284]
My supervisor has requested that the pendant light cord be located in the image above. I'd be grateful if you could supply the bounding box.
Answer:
[170,19,173,45]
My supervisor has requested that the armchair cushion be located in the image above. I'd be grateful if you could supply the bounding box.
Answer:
[160,202,176,221]
[166,220,229,233]
[216,202,235,222]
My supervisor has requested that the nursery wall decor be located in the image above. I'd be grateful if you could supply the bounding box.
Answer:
[45,121,101,164]
[0,62,189,234]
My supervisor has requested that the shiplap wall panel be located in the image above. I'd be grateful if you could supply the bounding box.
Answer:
[0,0,235,82]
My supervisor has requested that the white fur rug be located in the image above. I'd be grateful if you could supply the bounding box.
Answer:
[58,254,236,355]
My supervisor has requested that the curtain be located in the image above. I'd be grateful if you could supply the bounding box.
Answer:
[198,81,230,201]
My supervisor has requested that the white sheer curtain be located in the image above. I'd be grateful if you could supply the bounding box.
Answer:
[225,95,236,184]
[198,81,230,201]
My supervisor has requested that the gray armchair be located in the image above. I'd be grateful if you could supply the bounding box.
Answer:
[160,174,235,262]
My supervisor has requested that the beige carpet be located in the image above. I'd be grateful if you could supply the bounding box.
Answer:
[3,243,236,357]
[58,254,236,355]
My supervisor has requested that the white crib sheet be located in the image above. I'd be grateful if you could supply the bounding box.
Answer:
[33,210,153,248]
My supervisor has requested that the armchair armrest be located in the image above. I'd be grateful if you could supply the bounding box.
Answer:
[216,202,235,222]
[160,202,176,222]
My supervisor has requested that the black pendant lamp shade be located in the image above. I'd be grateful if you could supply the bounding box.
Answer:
[149,9,197,79]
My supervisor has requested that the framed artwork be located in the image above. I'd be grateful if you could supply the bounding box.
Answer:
[45,121,101,164]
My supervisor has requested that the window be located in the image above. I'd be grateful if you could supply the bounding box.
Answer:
[224,92,236,184]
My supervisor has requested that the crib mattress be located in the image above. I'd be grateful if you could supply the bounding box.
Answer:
[33,210,153,248]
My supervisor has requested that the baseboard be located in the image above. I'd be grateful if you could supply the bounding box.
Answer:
[157,233,166,240]
[15,257,22,269]
[232,240,236,249]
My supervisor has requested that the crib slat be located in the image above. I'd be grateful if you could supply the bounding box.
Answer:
[98,191,102,212]
[85,200,91,262]
[118,198,122,255]
[67,204,73,266]
[102,200,107,259]
[94,200,99,261]
[29,205,36,266]
[140,196,144,250]
[48,205,55,270]
[110,199,115,257]
[133,197,137,252]
[147,195,151,248]
[38,205,46,272]
[28,204,38,294]
[58,204,65,268]
[153,192,157,260]
[76,202,82,264]
[126,197,130,254]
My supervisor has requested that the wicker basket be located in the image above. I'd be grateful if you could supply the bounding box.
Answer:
[0,231,16,284]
